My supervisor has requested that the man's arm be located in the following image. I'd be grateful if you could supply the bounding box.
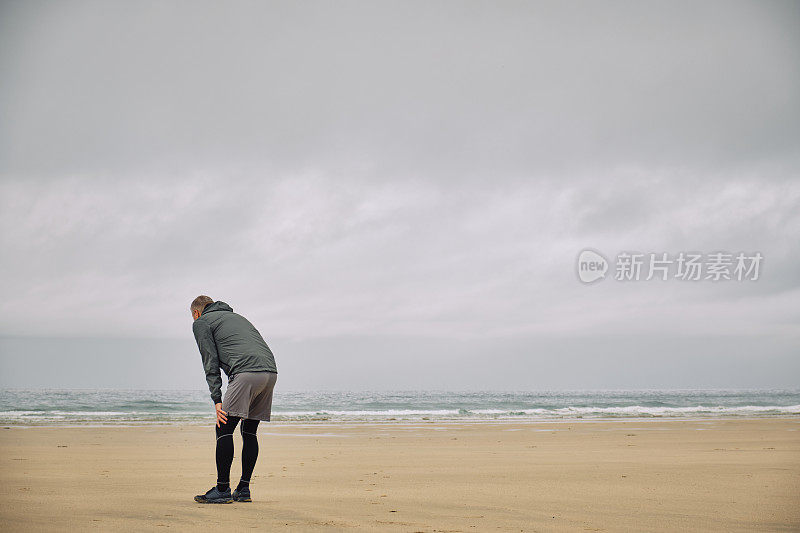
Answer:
[192,320,223,404]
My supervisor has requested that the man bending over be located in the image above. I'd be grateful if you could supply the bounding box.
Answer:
[190,295,278,504]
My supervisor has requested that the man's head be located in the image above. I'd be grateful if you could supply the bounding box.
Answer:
[190,295,214,320]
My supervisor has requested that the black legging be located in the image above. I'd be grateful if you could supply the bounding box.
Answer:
[215,416,260,489]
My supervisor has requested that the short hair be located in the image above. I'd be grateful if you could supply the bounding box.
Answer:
[190,295,214,313]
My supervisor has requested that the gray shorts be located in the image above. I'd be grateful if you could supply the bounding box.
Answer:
[222,371,278,421]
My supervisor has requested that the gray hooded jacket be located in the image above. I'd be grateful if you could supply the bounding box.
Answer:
[192,301,278,403]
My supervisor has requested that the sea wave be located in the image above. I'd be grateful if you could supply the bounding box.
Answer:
[1,403,798,425]
[268,404,800,421]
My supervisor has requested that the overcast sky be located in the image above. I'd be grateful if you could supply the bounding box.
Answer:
[1,0,798,390]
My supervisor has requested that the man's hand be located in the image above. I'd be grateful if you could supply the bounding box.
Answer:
[215,403,228,427]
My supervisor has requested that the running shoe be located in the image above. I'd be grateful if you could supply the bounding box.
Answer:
[232,487,251,502]
[194,486,233,504]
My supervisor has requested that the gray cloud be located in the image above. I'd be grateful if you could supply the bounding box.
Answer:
[2,0,799,180]
[1,0,798,389]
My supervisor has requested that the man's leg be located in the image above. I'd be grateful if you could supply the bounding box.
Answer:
[215,415,241,492]
[237,419,260,491]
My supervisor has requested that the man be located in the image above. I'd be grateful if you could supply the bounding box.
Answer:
[190,295,278,504]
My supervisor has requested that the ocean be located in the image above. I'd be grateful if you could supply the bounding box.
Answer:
[1,388,799,425]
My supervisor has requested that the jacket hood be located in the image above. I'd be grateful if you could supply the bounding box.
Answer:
[202,301,233,314]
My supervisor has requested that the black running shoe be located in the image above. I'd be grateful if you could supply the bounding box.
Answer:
[194,486,233,504]
[232,487,251,502]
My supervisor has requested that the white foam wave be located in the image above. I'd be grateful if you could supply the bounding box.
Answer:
[1,405,798,424]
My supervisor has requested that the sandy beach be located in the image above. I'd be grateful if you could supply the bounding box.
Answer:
[1,418,798,532]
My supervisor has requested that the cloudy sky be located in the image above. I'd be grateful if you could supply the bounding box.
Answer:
[1,0,798,391]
